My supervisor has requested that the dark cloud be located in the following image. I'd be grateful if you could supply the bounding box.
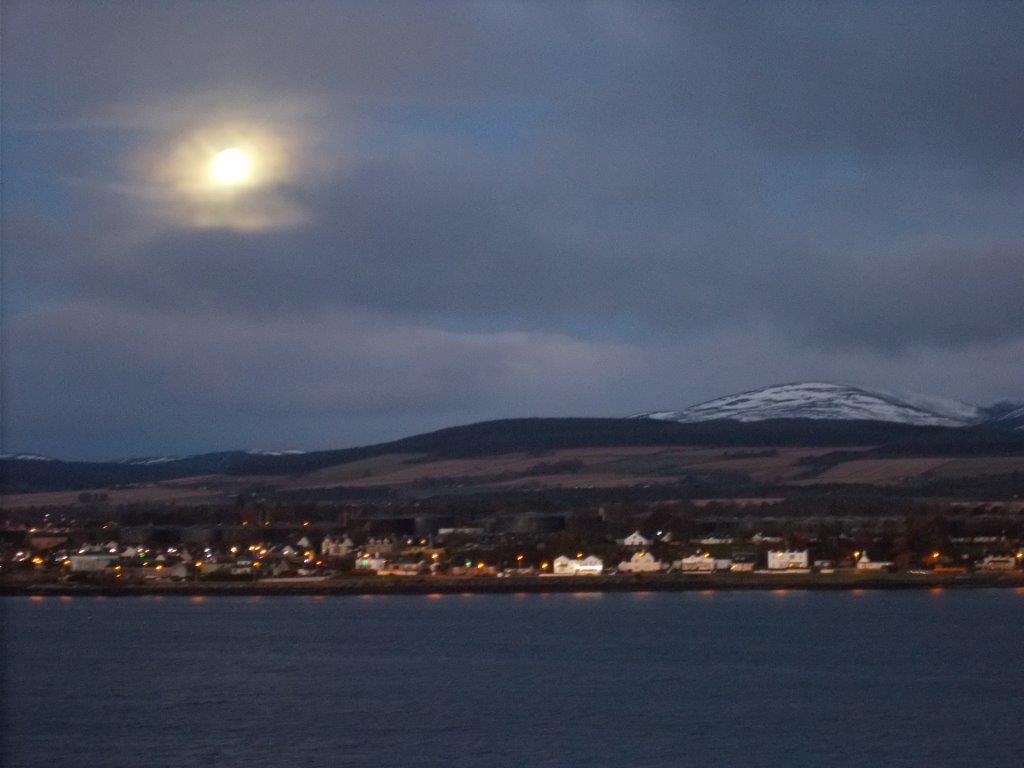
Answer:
[3,1,1022,457]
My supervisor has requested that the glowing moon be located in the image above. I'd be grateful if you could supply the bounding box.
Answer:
[156,120,306,230]
[209,147,253,186]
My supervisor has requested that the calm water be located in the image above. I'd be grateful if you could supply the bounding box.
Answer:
[3,590,1023,768]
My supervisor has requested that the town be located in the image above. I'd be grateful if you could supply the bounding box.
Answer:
[3,502,1023,593]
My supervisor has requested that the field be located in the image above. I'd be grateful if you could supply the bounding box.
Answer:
[5,442,1023,510]
[797,456,1024,485]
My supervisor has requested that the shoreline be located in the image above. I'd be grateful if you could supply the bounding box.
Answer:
[4,571,1024,597]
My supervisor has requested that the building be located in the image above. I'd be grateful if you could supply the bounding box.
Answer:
[617,551,663,573]
[620,531,653,547]
[68,554,117,573]
[978,554,1019,571]
[766,550,810,570]
[675,553,715,572]
[553,555,604,576]
[144,562,188,580]
[321,535,354,558]
[856,553,893,571]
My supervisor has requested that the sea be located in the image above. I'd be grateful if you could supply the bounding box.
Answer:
[3,589,1023,768]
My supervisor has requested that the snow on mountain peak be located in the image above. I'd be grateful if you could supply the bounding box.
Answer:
[0,453,54,462]
[121,456,178,465]
[638,382,985,427]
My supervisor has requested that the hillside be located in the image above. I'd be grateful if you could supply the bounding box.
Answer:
[5,416,1024,495]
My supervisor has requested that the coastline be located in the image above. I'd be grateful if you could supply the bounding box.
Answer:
[4,571,1024,597]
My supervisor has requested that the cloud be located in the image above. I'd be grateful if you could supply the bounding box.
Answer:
[2,1,1022,457]
[5,301,641,457]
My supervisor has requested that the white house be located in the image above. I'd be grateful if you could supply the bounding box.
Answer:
[321,535,354,558]
[978,554,1019,571]
[620,531,652,547]
[553,555,604,576]
[68,554,117,573]
[617,551,663,573]
[675,553,715,572]
[856,553,893,571]
[766,550,810,570]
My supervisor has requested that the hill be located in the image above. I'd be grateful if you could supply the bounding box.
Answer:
[5,417,1024,494]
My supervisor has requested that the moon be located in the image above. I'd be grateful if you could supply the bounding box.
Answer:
[157,121,304,229]
[209,147,254,186]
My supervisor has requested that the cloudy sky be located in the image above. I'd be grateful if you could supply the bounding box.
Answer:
[3,1,1023,459]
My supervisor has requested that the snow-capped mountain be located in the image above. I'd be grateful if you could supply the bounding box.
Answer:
[639,382,987,428]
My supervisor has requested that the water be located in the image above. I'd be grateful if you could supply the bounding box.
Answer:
[3,590,1023,768]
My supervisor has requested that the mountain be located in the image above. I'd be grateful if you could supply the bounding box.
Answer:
[639,382,985,427]
[7,416,1024,494]
[4,383,1023,493]
[0,451,252,493]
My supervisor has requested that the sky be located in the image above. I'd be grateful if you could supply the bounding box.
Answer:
[2,1,1023,460]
